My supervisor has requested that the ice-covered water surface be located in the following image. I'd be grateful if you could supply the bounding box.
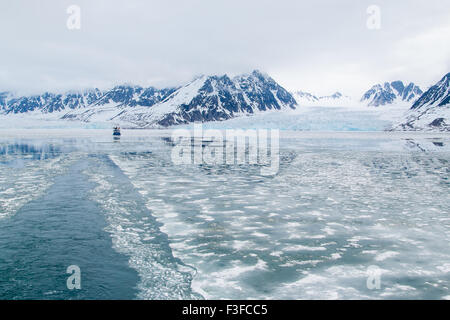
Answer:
[110,131,450,299]
[0,130,448,300]
[0,140,80,219]
[83,154,201,299]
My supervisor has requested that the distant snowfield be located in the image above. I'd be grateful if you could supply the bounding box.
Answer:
[0,104,413,131]
[0,111,111,129]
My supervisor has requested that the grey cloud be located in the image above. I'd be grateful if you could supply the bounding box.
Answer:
[0,0,449,97]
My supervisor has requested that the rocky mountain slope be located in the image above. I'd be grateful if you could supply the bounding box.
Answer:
[0,71,296,127]
[361,81,422,107]
[395,73,450,131]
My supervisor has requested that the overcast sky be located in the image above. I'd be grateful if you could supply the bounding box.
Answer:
[0,0,449,97]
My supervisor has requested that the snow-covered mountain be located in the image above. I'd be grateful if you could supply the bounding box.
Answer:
[361,81,423,107]
[0,70,296,127]
[394,73,450,131]
[292,91,352,106]
[115,71,297,127]
[317,92,352,106]
[292,91,319,105]
[0,86,177,115]
[0,92,11,109]
[3,89,104,114]
[88,85,176,108]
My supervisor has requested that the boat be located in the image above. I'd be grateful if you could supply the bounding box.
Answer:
[113,126,121,136]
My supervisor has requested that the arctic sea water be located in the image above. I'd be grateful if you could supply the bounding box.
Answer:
[0,130,449,299]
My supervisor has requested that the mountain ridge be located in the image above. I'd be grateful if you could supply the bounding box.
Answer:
[0,70,297,127]
[361,80,423,107]
[395,72,450,131]
[291,90,352,106]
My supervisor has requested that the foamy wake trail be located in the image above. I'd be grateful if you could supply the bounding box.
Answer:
[0,153,81,219]
[84,155,201,300]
